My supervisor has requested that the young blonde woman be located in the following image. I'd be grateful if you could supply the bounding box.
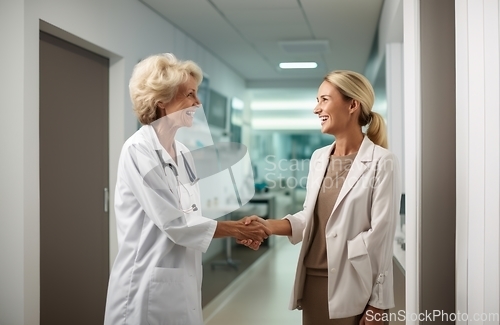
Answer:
[242,70,400,325]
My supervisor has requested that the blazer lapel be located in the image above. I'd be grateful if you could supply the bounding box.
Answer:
[331,136,374,213]
[302,143,332,243]
[305,143,333,211]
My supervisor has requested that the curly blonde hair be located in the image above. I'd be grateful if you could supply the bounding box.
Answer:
[129,53,203,125]
[324,70,388,149]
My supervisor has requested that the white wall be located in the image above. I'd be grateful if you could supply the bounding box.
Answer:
[0,0,245,324]
[403,1,421,322]
[0,2,28,324]
[455,1,500,324]
[365,0,403,83]
[386,43,404,193]
[405,1,500,324]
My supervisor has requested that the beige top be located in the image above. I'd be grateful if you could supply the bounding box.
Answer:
[304,152,357,276]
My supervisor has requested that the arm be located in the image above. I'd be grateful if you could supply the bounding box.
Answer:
[122,143,217,252]
[243,217,292,236]
[236,217,291,250]
[125,144,272,249]
[180,144,271,243]
[214,219,271,242]
[238,149,326,249]
[361,153,401,310]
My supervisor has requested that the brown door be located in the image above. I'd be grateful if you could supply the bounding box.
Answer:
[39,31,109,325]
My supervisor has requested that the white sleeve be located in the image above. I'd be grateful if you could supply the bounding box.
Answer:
[120,143,216,252]
[364,153,401,309]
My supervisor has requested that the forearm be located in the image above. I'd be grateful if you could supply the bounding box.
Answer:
[268,219,292,236]
[214,220,238,238]
[214,220,271,242]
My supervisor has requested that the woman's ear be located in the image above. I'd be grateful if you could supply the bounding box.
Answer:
[156,102,167,118]
[349,99,360,114]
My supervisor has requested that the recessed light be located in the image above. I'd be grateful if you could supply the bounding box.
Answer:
[279,62,318,69]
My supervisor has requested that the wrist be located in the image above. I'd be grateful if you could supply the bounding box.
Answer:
[215,220,237,238]
[267,219,276,235]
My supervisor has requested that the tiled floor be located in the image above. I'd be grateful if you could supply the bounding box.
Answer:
[203,237,303,325]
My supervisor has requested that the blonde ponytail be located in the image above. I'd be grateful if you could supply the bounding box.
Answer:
[324,70,389,149]
[366,111,388,149]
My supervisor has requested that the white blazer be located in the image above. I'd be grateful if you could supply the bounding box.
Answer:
[104,125,217,325]
[286,136,401,319]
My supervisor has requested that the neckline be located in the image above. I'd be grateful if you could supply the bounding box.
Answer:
[330,152,358,159]
[147,125,180,167]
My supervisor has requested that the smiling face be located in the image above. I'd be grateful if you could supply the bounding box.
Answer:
[314,80,358,136]
[157,75,200,127]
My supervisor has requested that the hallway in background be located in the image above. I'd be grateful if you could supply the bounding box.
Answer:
[202,243,269,307]
[203,237,302,325]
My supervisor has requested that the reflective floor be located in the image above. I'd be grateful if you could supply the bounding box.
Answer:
[202,240,269,307]
[203,237,303,325]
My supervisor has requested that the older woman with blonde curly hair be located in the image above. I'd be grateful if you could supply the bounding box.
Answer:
[104,53,270,325]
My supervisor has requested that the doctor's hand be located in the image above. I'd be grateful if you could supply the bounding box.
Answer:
[215,218,271,244]
[236,215,271,250]
[234,216,271,245]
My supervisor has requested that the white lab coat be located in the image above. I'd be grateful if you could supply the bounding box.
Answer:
[286,136,401,319]
[104,125,217,325]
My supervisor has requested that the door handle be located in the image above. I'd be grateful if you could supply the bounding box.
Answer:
[104,188,109,213]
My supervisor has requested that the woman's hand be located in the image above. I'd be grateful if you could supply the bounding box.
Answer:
[214,216,271,244]
[360,305,385,325]
[237,215,270,250]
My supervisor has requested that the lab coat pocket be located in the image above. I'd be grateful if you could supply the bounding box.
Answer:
[347,235,373,301]
[148,267,188,325]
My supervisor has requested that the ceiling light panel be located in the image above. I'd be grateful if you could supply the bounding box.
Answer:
[211,0,299,9]
[279,40,330,54]
[279,62,318,69]
[142,0,385,81]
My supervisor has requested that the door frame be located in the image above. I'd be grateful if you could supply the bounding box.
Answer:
[39,19,124,270]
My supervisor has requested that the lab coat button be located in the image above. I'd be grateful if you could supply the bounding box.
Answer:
[333,233,337,238]
[331,268,336,273]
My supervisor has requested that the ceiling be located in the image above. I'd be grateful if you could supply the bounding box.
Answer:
[141,0,384,84]
[139,0,388,131]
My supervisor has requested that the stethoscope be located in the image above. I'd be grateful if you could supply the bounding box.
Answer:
[155,149,200,213]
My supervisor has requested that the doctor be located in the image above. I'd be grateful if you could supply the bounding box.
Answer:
[241,70,401,325]
[104,53,270,325]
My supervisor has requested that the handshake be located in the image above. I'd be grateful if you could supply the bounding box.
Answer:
[218,215,288,249]
[234,215,272,251]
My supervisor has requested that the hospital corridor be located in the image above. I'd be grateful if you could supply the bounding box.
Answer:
[202,237,302,325]
[2,0,499,324]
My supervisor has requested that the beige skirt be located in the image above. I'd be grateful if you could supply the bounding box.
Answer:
[302,274,363,325]
[302,274,390,325]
